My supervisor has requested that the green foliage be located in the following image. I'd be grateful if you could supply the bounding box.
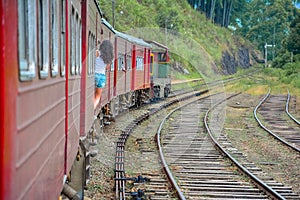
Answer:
[286,13,300,54]
[263,62,300,89]
[272,51,292,68]
[235,0,298,56]
[97,0,251,79]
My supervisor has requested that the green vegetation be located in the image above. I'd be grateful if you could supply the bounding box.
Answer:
[98,0,300,91]
[225,65,300,96]
[98,0,254,80]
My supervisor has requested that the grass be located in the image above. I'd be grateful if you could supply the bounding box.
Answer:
[224,65,300,96]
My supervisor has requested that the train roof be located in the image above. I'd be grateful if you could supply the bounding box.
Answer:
[101,18,116,34]
[145,40,169,52]
[101,19,160,48]
[115,31,151,47]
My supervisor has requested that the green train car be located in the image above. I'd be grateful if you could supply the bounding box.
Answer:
[147,41,171,99]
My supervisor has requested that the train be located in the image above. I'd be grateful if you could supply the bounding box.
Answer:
[0,0,171,199]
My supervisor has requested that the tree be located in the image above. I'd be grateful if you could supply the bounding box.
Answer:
[187,0,235,27]
[235,0,297,58]
[286,14,300,54]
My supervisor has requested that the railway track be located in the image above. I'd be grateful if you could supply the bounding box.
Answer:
[100,86,300,199]
[114,86,211,199]
[158,93,273,199]
[286,90,300,125]
[157,92,299,199]
[254,90,300,153]
[208,93,300,200]
[113,89,300,199]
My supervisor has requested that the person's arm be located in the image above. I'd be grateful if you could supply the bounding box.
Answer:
[95,50,100,57]
[105,62,112,71]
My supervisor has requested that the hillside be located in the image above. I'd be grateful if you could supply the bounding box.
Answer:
[98,0,262,80]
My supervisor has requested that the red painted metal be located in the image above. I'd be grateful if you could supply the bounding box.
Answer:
[114,38,118,96]
[131,45,136,90]
[0,2,4,198]
[148,49,151,86]
[125,41,128,92]
[143,48,147,88]
[80,0,87,136]
[1,1,18,199]
[64,0,69,175]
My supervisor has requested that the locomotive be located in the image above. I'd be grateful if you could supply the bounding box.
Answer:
[0,0,170,199]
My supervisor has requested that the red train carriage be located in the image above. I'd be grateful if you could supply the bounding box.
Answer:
[1,0,81,199]
[0,0,166,199]
[98,20,152,119]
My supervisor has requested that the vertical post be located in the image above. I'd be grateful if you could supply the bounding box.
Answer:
[112,0,115,28]
[165,18,167,45]
[265,43,267,68]
[273,24,275,61]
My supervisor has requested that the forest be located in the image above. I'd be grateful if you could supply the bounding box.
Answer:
[99,0,300,86]
[187,0,300,64]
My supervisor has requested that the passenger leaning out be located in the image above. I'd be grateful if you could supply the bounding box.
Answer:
[94,40,114,109]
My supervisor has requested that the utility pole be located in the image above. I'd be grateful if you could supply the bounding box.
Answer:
[112,0,115,28]
[265,43,275,68]
[273,24,276,61]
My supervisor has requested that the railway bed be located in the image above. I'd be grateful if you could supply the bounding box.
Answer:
[159,93,272,199]
[209,94,300,199]
[86,74,300,199]
[255,90,300,152]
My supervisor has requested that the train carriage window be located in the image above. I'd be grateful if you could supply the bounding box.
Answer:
[75,14,79,75]
[118,54,125,71]
[136,57,144,70]
[88,33,95,75]
[60,0,66,76]
[79,21,82,75]
[38,0,50,79]
[70,7,75,75]
[126,55,132,70]
[158,52,166,62]
[110,60,114,71]
[18,0,37,81]
[75,16,82,75]
[51,0,59,77]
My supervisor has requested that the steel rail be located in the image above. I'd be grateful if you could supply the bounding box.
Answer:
[254,89,300,153]
[204,92,286,200]
[114,90,209,199]
[113,71,259,198]
[286,89,300,125]
[156,94,220,199]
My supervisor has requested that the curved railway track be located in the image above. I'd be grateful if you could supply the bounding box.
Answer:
[157,92,300,199]
[113,90,300,199]
[286,90,300,125]
[114,87,210,199]
[254,89,300,153]
[158,93,269,199]
[207,93,300,200]
[109,74,299,199]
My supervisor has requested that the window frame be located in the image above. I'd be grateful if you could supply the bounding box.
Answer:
[38,0,50,79]
[136,56,144,71]
[18,0,37,81]
[51,0,59,77]
[60,0,66,77]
